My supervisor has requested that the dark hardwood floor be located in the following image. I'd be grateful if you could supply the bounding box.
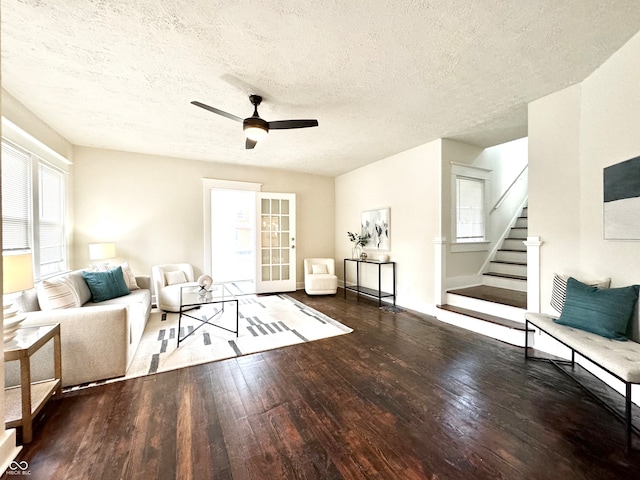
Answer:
[4,289,640,479]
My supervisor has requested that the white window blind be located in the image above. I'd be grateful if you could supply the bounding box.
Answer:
[2,139,67,279]
[456,177,485,241]
[1,142,32,251]
[39,163,65,276]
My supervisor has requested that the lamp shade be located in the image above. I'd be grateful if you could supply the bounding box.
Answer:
[89,243,116,261]
[2,253,34,294]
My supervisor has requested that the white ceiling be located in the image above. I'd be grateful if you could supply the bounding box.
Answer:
[2,1,640,177]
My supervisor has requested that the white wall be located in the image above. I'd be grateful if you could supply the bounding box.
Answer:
[335,139,442,313]
[528,84,583,311]
[72,147,335,285]
[529,29,640,326]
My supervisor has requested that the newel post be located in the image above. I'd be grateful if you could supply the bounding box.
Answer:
[433,237,448,306]
[524,236,543,313]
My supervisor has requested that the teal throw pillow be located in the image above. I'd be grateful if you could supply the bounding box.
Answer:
[554,277,639,340]
[82,266,130,303]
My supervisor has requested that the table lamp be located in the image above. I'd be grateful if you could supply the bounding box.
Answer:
[89,243,116,271]
[3,252,34,344]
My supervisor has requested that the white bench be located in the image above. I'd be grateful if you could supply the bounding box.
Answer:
[525,312,640,451]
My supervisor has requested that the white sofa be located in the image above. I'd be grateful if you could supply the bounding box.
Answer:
[5,268,152,388]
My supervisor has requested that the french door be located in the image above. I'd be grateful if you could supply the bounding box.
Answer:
[256,192,296,293]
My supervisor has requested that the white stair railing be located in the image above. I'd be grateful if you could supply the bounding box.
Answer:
[491,164,528,213]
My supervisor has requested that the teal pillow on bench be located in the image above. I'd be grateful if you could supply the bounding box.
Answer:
[554,277,639,340]
[82,266,130,303]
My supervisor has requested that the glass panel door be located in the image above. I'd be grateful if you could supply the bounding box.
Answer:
[256,193,296,293]
[211,189,255,283]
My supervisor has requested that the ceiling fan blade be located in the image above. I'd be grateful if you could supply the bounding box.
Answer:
[245,138,258,149]
[268,119,319,130]
[191,101,243,122]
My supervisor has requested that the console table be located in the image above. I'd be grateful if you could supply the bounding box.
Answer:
[343,258,396,307]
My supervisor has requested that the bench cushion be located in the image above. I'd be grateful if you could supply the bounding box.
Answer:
[526,312,640,383]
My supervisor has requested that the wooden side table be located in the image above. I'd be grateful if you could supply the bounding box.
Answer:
[4,324,62,443]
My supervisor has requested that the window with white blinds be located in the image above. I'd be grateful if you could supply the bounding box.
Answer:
[2,142,32,251]
[39,163,66,276]
[2,140,67,279]
[456,176,485,241]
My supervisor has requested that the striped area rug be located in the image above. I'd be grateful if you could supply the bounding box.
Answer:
[110,294,350,385]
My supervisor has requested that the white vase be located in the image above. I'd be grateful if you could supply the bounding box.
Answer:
[352,245,361,259]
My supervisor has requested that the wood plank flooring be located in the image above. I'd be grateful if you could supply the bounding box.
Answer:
[4,289,640,479]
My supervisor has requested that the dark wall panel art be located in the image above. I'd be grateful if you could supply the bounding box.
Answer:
[603,155,640,240]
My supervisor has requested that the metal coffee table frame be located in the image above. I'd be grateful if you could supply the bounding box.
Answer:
[178,284,238,346]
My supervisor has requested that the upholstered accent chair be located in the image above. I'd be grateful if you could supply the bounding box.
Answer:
[151,263,197,312]
[304,258,338,295]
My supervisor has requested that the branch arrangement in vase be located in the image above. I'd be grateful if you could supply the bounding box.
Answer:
[347,231,369,247]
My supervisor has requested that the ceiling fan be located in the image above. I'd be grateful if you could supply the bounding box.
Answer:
[191,95,319,149]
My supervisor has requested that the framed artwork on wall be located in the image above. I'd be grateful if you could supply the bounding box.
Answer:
[361,208,390,251]
[603,155,640,240]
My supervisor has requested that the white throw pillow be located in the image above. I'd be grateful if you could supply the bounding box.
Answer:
[118,261,140,290]
[37,278,81,310]
[311,264,329,274]
[165,270,187,286]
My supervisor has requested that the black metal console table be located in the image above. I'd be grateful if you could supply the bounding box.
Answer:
[343,258,396,307]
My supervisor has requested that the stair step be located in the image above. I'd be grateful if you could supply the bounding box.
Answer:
[483,272,527,281]
[514,218,528,227]
[509,227,528,239]
[490,260,526,266]
[502,238,527,251]
[437,305,529,331]
[483,273,527,291]
[488,261,527,276]
[435,300,532,346]
[495,250,527,263]
[447,285,527,309]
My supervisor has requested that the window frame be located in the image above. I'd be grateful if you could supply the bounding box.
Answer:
[450,162,491,253]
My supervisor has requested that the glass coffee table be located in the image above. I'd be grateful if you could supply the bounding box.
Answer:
[178,283,238,346]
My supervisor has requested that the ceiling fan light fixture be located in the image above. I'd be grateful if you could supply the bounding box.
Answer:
[244,125,268,141]
[243,116,269,141]
[192,94,317,149]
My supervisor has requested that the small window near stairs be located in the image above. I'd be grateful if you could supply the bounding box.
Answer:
[456,177,485,241]
[451,163,491,252]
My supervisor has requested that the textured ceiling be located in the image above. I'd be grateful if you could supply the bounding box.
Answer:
[2,1,640,177]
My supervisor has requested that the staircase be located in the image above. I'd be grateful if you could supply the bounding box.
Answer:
[436,205,532,346]
[482,206,528,292]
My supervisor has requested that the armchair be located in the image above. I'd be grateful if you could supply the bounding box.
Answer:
[304,258,338,295]
[151,263,197,312]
